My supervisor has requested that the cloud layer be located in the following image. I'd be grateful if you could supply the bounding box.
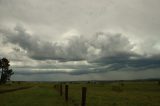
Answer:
[1,25,160,77]
[2,25,134,61]
[0,0,160,81]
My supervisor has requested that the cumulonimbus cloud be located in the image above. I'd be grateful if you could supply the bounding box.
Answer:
[1,25,134,61]
[1,25,160,75]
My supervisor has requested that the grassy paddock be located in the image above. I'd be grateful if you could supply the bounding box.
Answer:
[0,81,160,106]
[65,81,160,106]
[0,82,71,106]
[0,81,33,92]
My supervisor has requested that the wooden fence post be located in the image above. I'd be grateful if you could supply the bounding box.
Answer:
[55,85,57,89]
[81,87,87,106]
[65,85,68,102]
[56,84,58,91]
[60,84,63,96]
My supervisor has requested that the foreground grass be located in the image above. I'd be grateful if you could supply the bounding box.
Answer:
[67,81,160,106]
[0,83,69,106]
[0,81,160,106]
[0,82,33,91]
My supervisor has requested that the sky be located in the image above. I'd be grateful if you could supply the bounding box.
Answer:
[0,0,160,81]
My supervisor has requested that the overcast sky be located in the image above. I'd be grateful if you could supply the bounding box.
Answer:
[0,0,160,81]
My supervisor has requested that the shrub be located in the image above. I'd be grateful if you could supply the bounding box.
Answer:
[120,83,124,87]
[158,81,160,85]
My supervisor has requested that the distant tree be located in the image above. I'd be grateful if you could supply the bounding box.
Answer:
[0,58,14,84]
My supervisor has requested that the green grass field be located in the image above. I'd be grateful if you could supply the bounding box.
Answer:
[0,82,71,106]
[67,81,160,106]
[0,81,160,106]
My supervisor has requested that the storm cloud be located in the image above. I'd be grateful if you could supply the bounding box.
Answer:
[0,0,160,81]
[1,25,160,73]
[1,25,134,61]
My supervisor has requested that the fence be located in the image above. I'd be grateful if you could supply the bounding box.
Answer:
[54,84,87,106]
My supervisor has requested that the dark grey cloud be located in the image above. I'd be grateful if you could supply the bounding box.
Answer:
[12,69,160,81]
[1,25,160,75]
[11,57,160,76]
[1,25,88,61]
[1,25,133,61]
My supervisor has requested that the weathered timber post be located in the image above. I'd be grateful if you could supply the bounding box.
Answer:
[65,85,68,102]
[81,87,87,106]
[60,84,63,96]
